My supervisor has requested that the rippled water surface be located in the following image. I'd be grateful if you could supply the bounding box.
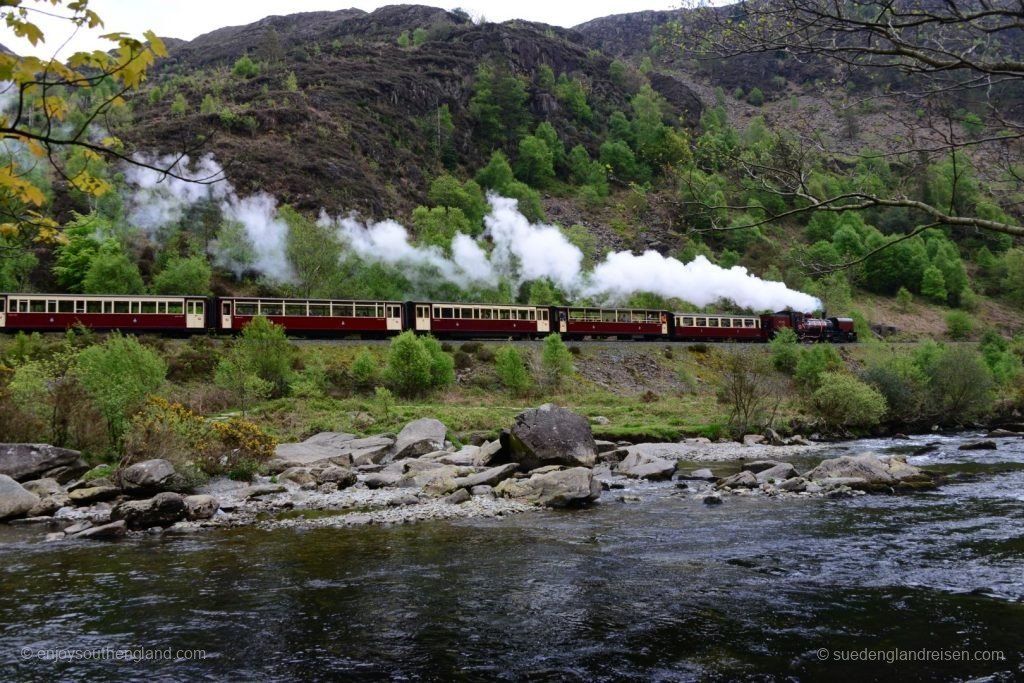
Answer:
[2,433,1023,681]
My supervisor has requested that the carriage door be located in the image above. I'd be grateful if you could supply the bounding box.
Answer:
[558,310,567,334]
[537,308,550,334]
[386,304,402,331]
[186,300,205,329]
[415,304,431,332]
[0,297,6,329]
[220,301,232,331]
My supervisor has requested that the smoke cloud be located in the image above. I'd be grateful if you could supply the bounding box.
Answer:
[124,154,294,282]
[123,156,820,312]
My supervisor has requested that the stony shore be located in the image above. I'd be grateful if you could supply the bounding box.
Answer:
[0,404,991,542]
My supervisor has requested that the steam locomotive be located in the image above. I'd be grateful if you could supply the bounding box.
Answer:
[0,293,856,343]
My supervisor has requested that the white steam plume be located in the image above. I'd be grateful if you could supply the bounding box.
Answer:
[124,154,294,282]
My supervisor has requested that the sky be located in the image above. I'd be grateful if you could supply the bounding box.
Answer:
[6,0,682,58]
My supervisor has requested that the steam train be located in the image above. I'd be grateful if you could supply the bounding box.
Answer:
[0,293,857,343]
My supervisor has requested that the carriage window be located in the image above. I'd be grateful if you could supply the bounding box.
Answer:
[388,305,400,318]
[141,301,157,314]
[309,304,329,316]
[480,308,492,320]
[695,317,706,326]
[459,308,471,319]
[682,317,694,326]
[84,300,101,314]
[286,303,307,316]
[0,299,4,312]
[236,302,256,316]
[720,319,731,327]
[540,309,548,321]
[222,302,232,316]
[438,307,451,319]
[498,309,510,320]
[114,301,129,313]
[195,301,204,314]
[57,300,72,313]
[745,319,755,328]
[331,303,352,317]
[261,303,283,316]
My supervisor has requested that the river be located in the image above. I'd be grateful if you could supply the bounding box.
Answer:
[2,433,1022,681]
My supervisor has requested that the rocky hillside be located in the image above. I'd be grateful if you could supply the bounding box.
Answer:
[125,4,702,217]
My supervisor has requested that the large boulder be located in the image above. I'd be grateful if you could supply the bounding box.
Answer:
[313,466,357,488]
[716,471,759,489]
[0,474,40,520]
[0,444,85,482]
[804,453,894,487]
[391,419,448,460]
[68,484,119,505]
[495,467,601,507]
[183,495,219,521]
[20,477,63,498]
[71,520,127,540]
[755,463,799,484]
[110,492,187,530]
[615,449,676,480]
[503,404,597,470]
[396,464,464,496]
[120,459,176,491]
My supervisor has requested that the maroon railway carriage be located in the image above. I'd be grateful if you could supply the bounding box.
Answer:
[0,293,207,333]
[217,297,403,336]
[409,301,550,337]
[557,307,668,339]
[671,313,764,341]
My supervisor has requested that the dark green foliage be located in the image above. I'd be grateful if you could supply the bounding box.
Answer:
[795,345,843,390]
[282,205,342,298]
[747,87,765,106]
[811,372,887,431]
[540,333,573,390]
[514,135,555,187]
[151,256,212,295]
[233,316,295,396]
[385,331,452,397]
[231,55,260,78]
[554,73,592,122]
[769,327,799,373]
[469,62,530,145]
[427,174,487,227]
[920,265,948,303]
[921,345,993,423]
[350,350,377,389]
[83,242,144,294]
[421,335,455,390]
[474,150,515,191]
[945,311,973,340]
[411,206,471,251]
[860,355,928,425]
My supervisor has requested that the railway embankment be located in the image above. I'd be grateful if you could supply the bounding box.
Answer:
[0,404,965,541]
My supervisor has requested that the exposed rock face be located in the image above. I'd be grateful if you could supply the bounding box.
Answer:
[111,492,188,530]
[615,449,676,480]
[20,478,63,498]
[120,459,176,490]
[0,474,40,520]
[503,404,597,470]
[184,495,219,520]
[392,419,448,460]
[495,467,601,507]
[0,444,84,482]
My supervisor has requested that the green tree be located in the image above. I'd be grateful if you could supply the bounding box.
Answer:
[233,316,295,396]
[860,355,928,425]
[53,213,107,292]
[427,174,487,228]
[469,62,530,145]
[421,335,455,390]
[475,150,515,191]
[82,241,144,294]
[282,205,342,297]
[599,140,641,182]
[540,333,573,390]
[350,349,377,389]
[200,93,218,114]
[411,206,471,251]
[811,372,887,431]
[924,345,993,423]
[384,331,433,397]
[1001,248,1024,307]
[170,92,187,116]
[554,73,592,122]
[502,181,545,222]
[151,256,212,295]
[412,27,428,45]
[74,333,167,448]
[945,311,973,340]
[283,71,299,92]
[397,30,410,47]
[896,286,913,312]
[533,121,565,170]
[769,326,799,373]
[495,346,532,396]
[747,87,765,106]
[920,265,948,304]
[214,355,272,416]
[514,135,555,187]
[232,55,260,78]
[795,344,843,390]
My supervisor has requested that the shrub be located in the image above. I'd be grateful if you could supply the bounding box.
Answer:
[74,333,167,449]
[167,335,220,382]
[460,341,483,353]
[795,344,843,390]
[811,372,887,431]
[373,386,395,423]
[234,316,295,395]
[860,355,928,425]
[540,333,574,390]
[214,356,273,415]
[476,347,495,362]
[769,327,799,373]
[896,286,913,312]
[923,345,993,423]
[232,55,260,78]
[716,350,782,436]
[151,256,212,295]
[421,335,455,390]
[747,87,765,106]
[453,350,472,369]
[689,343,709,354]
[385,331,433,397]
[945,311,973,340]
[350,349,377,388]
[495,346,532,396]
[568,345,582,356]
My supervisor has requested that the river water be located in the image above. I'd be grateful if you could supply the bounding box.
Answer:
[2,433,1023,681]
